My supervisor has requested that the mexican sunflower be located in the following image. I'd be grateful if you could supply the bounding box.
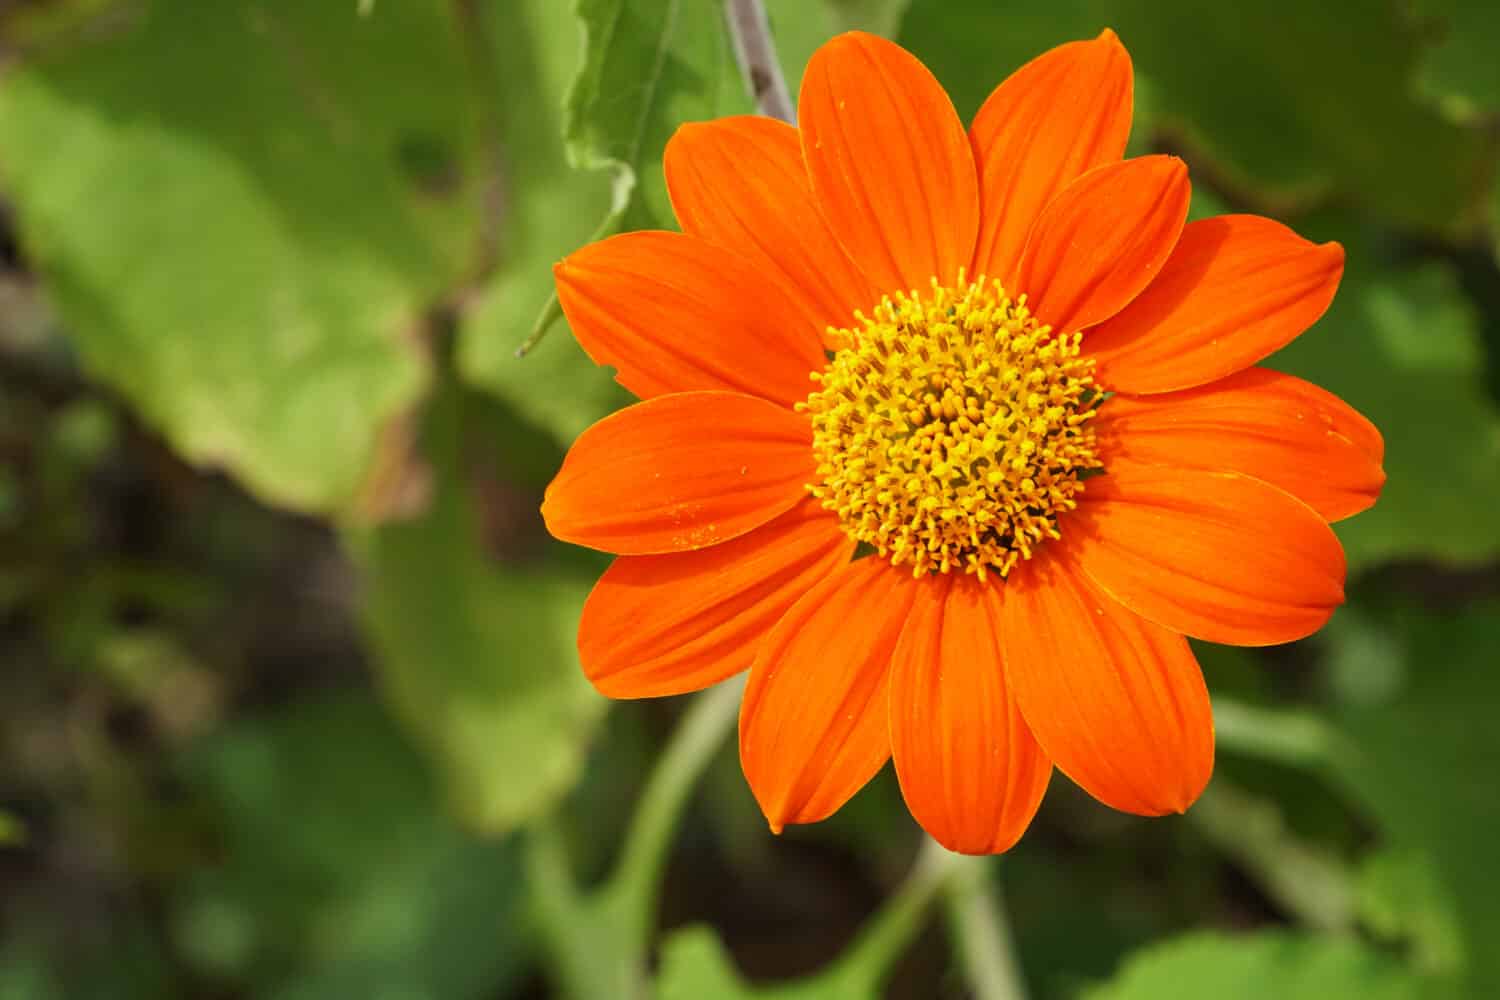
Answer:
[541,30,1384,855]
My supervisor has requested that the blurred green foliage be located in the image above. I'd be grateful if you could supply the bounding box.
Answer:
[0,0,478,512]
[1084,931,1420,1000]
[1,0,1498,998]
[351,380,605,835]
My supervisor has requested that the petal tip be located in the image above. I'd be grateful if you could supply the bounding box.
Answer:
[1318,239,1347,272]
[1170,766,1211,814]
[1128,154,1190,198]
[1137,762,1211,817]
[1175,784,1210,815]
[816,29,878,60]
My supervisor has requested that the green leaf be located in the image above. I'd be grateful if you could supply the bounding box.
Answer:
[562,0,909,233]
[656,927,757,1000]
[1084,931,1422,1000]
[349,382,606,835]
[654,925,878,1000]
[1357,848,1465,976]
[1111,1,1486,230]
[1214,603,1500,997]
[1270,255,1500,571]
[819,0,912,38]
[1410,0,1500,121]
[764,0,915,94]
[1322,603,1500,995]
[564,0,753,233]
[457,0,630,444]
[901,0,1486,230]
[172,694,532,999]
[0,0,484,513]
[460,1,902,445]
[899,0,1109,121]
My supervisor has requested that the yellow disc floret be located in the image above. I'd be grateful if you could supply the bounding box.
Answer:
[803,275,1101,579]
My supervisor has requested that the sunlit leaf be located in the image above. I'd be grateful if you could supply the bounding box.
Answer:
[564,0,753,233]
[0,0,486,513]
[458,0,629,445]
[656,927,757,999]
[462,0,909,445]
[561,0,908,233]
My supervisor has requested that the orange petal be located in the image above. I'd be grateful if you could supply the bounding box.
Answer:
[1069,461,1346,646]
[554,231,826,408]
[579,497,853,699]
[542,391,813,555]
[1096,368,1385,522]
[1003,549,1213,816]
[1086,215,1345,393]
[739,558,918,831]
[666,117,876,344]
[970,30,1133,283]
[889,575,1052,854]
[1015,155,1190,334]
[798,32,979,292]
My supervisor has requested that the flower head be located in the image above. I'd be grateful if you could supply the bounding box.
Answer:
[542,30,1384,854]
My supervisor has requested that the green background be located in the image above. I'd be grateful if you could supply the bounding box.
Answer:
[0,0,1496,997]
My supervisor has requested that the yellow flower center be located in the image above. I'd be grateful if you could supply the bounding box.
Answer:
[803,276,1101,579]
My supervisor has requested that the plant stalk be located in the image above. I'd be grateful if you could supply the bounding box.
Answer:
[724,0,797,123]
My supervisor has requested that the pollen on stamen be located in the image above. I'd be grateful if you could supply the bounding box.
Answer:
[799,274,1102,579]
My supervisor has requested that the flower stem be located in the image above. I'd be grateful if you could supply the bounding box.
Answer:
[945,859,1030,1000]
[1188,779,1356,933]
[723,0,797,123]
[842,837,956,974]
[1212,696,1344,767]
[607,674,747,947]
[525,815,628,1000]
[525,676,746,999]
[812,837,992,994]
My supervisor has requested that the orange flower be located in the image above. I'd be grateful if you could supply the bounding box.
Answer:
[542,31,1384,855]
